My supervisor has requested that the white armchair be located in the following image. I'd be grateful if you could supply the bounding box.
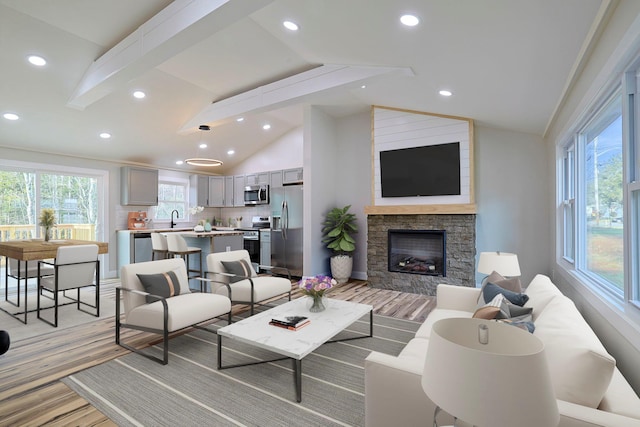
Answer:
[205,249,292,315]
[116,258,231,364]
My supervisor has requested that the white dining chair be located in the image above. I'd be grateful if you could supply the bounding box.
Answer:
[36,244,99,327]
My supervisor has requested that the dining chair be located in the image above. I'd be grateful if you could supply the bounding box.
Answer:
[36,244,99,327]
[205,249,292,315]
[166,234,202,288]
[151,232,169,260]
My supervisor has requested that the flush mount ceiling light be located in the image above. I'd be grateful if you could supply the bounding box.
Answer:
[283,20,299,31]
[400,14,420,27]
[439,90,453,97]
[27,55,46,66]
[227,150,235,155]
[99,132,111,139]
[262,124,271,130]
[185,124,223,167]
[3,112,19,121]
[133,90,146,99]
[236,117,244,122]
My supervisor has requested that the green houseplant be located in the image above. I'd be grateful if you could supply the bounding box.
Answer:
[322,205,358,284]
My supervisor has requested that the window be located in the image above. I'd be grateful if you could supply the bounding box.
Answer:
[562,145,575,262]
[156,181,187,220]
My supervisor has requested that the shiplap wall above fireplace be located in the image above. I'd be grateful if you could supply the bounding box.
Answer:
[366,106,476,215]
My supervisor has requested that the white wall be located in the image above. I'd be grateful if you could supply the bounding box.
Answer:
[229,127,303,175]
[474,126,550,285]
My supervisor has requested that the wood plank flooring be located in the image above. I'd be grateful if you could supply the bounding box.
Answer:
[0,280,434,426]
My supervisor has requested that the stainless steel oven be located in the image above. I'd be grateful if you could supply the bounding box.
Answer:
[239,216,271,272]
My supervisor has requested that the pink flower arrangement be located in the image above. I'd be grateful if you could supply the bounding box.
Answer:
[298,275,337,297]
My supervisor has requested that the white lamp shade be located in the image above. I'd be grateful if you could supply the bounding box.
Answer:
[477,251,521,276]
[422,318,559,427]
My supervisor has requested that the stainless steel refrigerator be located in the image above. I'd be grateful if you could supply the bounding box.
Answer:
[270,184,303,277]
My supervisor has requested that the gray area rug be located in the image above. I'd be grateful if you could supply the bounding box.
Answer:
[63,311,420,427]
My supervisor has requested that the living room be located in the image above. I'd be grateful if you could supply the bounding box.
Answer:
[1,0,640,425]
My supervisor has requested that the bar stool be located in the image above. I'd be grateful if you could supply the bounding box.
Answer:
[166,234,203,290]
[151,233,169,260]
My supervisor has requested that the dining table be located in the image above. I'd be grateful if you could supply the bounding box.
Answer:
[0,239,108,324]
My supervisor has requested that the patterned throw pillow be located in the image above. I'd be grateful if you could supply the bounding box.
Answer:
[484,270,523,293]
[473,294,509,319]
[137,270,181,303]
[482,282,529,306]
[221,259,254,283]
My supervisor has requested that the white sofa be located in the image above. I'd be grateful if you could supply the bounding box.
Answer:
[364,274,640,427]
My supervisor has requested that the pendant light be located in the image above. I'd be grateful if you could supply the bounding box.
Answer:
[185,125,223,167]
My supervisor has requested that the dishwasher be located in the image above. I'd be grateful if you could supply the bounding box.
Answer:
[133,232,152,263]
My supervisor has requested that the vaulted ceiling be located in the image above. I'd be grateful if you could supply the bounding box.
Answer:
[0,0,606,174]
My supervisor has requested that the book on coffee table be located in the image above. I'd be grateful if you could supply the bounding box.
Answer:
[270,315,310,330]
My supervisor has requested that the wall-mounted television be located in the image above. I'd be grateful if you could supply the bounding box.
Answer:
[380,142,461,197]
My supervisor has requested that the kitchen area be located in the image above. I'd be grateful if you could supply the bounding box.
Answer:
[117,166,304,278]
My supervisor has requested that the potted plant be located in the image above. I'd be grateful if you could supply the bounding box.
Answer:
[39,208,56,242]
[322,205,358,284]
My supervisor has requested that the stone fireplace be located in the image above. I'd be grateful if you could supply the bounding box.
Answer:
[367,214,476,295]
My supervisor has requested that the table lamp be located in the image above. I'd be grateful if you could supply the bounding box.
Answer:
[422,318,559,427]
[477,251,521,277]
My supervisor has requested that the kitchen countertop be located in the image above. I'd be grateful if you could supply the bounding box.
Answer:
[118,228,194,233]
[179,230,244,237]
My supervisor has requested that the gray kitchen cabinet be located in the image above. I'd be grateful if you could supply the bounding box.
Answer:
[282,167,303,185]
[245,172,269,186]
[121,166,158,206]
[190,174,210,207]
[234,175,245,206]
[224,176,234,206]
[270,170,283,188]
[208,176,225,207]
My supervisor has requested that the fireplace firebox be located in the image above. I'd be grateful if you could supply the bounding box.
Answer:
[388,229,446,276]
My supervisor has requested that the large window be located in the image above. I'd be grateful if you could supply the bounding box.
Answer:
[155,180,187,221]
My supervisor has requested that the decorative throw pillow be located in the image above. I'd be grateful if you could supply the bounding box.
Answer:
[221,259,255,283]
[482,282,529,307]
[484,270,523,293]
[473,294,509,320]
[137,270,181,303]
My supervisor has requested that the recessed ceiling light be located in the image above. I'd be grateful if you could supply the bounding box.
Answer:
[176,160,184,165]
[236,117,244,122]
[227,150,235,155]
[283,20,299,31]
[400,14,420,27]
[361,85,367,89]
[263,124,271,130]
[133,90,146,99]
[199,143,207,149]
[439,90,453,97]
[3,113,19,121]
[99,132,111,139]
[27,55,46,66]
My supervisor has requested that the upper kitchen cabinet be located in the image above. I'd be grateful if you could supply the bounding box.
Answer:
[270,170,283,188]
[190,174,210,207]
[121,166,158,206]
[209,176,225,207]
[234,175,245,207]
[224,176,234,206]
[282,167,303,185]
[245,172,269,186]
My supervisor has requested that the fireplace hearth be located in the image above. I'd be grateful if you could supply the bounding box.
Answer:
[388,230,446,276]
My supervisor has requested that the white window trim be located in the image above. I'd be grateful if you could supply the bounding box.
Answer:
[155,175,190,224]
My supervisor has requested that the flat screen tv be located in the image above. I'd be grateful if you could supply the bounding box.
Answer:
[380,142,461,197]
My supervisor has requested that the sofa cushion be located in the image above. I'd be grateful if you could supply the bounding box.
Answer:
[481,282,529,306]
[598,369,640,419]
[484,270,523,293]
[534,296,616,408]
[221,259,255,283]
[523,274,563,320]
[137,270,181,303]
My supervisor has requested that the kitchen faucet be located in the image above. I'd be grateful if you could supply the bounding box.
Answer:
[170,210,179,229]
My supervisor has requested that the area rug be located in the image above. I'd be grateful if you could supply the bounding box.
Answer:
[1,279,120,342]
[63,312,421,427]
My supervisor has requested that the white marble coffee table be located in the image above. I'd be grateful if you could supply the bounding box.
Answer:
[216,297,373,402]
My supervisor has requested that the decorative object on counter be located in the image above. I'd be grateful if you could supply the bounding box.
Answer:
[235,216,243,228]
[39,208,56,242]
[322,205,358,284]
[298,275,336,313]
[204,220,212,232]
[194,221,205,232]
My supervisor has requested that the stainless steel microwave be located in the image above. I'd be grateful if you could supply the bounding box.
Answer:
[244,184,269,205]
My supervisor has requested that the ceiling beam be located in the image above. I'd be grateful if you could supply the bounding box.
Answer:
[67,0,274,110]
[179,64,414,133]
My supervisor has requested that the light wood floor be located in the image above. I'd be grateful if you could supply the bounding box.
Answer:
[0,280,434,426]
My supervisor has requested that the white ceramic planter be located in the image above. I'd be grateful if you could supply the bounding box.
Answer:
[330,255,353,284]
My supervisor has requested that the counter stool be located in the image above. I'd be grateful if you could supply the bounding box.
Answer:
[166,234,203,291]
[151,233,169,260]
